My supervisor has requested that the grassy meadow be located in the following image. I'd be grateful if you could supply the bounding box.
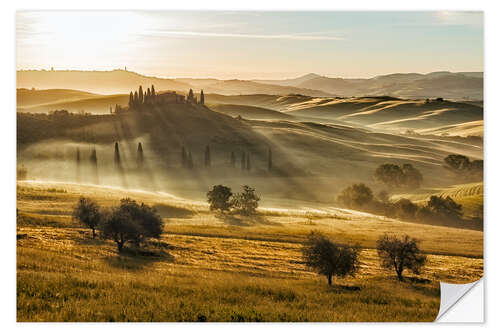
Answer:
[17,180,483,322]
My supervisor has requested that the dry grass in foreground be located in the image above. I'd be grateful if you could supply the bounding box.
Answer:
[16,181,483,322]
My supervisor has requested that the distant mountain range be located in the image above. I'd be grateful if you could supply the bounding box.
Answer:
[255,71,483,100]
[17,69,483,100]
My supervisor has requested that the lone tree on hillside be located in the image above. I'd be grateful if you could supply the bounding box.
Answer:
[302,232,360,286]
[232,185,260,216]
[73,197,102,239]
[137,142,144,169]
[337,183,373,208]
[374,163,423,189]
[207,185,233,213]
[101,198,163,252]
[204,146,211,167]
[376,234,427,281]
[200,89,205,105]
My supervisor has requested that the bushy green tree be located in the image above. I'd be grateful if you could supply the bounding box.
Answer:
[302,232,360,286]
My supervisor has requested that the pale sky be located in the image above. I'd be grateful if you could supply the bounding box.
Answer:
[16,11,483,80]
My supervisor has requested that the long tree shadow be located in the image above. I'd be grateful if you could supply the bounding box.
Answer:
[152,203,195,219]
[216,213,281,227]
[103,246,175,270]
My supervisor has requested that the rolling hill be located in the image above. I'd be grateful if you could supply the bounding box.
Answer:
[17,70,331,97]
[209,104,296,120]
[17,88,101,108]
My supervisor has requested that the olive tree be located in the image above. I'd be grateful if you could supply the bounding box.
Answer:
[72,197,102,239]
[206,185,233,213]
[337,183,373,208]
[302,232,360,286]
[101,198,163,252]
[376,234,427,281]
[232,185,260,216]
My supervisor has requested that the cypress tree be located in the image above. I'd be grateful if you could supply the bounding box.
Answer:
[151,85,156,99]
[181,146,187,168]
[246,153,251,171]
[146,87,151,103]
[200,89,205,105]
[188,89,194,103]
[76,147,81,182]
[241,152,246,170]
[90,147,98,184]
[230,151,236,168]
[114,142,121,166]
[134,91,139,107]
[268,148,272,171]
[76,147,81,164]
[138,86,144,104]
[90,148,97,165]
[129,92,134,109]
[204,146,211,167]
[137,142,144,168]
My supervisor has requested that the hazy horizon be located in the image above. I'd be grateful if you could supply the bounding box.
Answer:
[15,67,484,83]
[17,11,483,80]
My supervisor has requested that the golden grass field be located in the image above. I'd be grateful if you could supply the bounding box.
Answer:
[17,180,483,322]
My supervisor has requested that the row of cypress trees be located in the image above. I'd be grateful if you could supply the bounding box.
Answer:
[128,85,157,109]
[127,85,205,110]
[77,143,273,172]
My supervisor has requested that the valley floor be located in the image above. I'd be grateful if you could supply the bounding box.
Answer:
[16,181,483,322]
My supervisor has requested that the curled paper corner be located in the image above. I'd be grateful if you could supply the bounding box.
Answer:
[435,278,483,322]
